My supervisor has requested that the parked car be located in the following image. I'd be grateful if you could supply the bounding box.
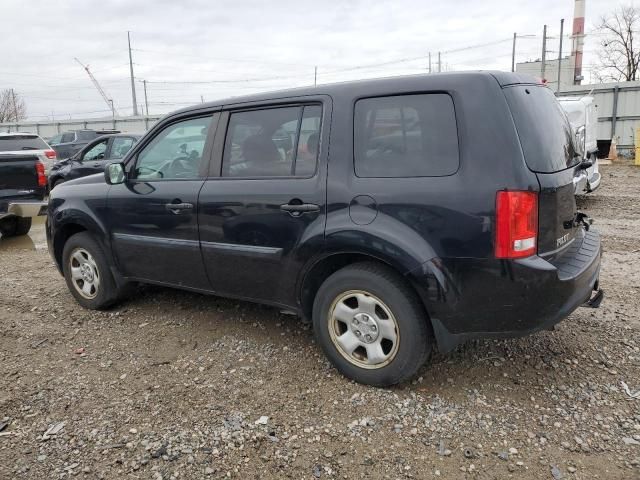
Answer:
[47,72,602,386]
[48,133,142,189]
[0,154,47,237]
[558,96,601,195]
[48,129,120,160]
[0,132,57,175]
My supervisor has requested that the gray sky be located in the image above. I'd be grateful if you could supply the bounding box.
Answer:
[2,0,616,121]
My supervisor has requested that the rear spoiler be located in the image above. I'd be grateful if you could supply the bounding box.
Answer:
[490,72,543,87]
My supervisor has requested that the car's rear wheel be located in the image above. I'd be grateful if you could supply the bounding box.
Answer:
[0,217,32,237]
[62,232,121,309]
[313,262,432,386]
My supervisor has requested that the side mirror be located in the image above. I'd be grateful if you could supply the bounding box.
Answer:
[105,162,126,185]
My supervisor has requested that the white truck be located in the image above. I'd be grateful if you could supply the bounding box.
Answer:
[558,96,601,195]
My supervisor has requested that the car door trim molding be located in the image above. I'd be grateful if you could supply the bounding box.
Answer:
[200,240,283,258]
[113,233,282,258]
[112,232,201,250]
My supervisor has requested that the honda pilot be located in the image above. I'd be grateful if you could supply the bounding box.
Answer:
[46,72,602,386]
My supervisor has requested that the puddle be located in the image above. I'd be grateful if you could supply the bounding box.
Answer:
[0,216,47,251]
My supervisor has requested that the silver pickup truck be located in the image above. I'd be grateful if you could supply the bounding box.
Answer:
[559,96,601,195]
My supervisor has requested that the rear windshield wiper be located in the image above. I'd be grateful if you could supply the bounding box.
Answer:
[20,147,39,150]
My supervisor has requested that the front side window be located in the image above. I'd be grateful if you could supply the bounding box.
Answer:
[222,105,321,178]
[83,140,108,161]
[134,116,212,180]
[110,137,135,160]
[61,133,75,143]
[354,94,459,178]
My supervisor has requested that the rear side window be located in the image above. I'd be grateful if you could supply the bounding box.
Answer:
[110,137,136,159]
[354,94,459,178]
[0,135,49,151]
[222,105,321,178]
[504,85,578,173]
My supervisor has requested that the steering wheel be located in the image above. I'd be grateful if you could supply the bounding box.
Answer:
[167,156,194,177]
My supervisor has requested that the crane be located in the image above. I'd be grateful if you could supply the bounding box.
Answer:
[74,58,118,118]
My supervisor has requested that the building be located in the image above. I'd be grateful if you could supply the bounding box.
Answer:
[516,56,577,91]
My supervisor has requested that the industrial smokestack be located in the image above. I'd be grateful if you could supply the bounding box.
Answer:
[572,0,585,85]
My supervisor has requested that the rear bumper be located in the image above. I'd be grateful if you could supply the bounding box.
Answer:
[0,201,47,221]
[410,229,602,353]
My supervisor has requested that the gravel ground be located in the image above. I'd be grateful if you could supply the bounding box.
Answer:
[1,164,639,480]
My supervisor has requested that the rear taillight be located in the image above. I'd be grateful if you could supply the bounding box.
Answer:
[44,149,57,159]
[495,191,538,259]
[36,161,47,187]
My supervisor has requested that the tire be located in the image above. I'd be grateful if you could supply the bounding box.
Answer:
[313,262,432,386]
[0,217,32,237]
[62,232,121,310]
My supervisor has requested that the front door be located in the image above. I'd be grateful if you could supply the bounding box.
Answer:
[107,114,217,290]
[198,102,328,306]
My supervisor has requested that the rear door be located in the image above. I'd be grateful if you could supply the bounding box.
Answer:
[503,84,581,255]
[107,113,218,289]
[197,99,329,306]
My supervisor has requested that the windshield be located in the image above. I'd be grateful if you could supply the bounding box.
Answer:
[0,135,49,151]
[504,85,579,173]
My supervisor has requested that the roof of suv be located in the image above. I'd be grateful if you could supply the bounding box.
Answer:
[169,71,540,117]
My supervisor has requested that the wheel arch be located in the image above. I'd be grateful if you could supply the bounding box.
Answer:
[298,250,436,329]
[52,213,109,272]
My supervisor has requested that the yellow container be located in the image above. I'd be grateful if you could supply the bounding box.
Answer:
[636,128,640,165]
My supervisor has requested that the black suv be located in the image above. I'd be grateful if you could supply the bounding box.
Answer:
[48,129,120,160]
[47,72,602,386]
[49,133,142,189]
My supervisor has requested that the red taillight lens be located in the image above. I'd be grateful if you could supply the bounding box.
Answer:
[44,149,57,159]
[36,161,47,187]
[495,191,538,259]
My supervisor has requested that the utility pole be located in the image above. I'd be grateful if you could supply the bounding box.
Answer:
[437,52,441,73]
[557,19,564,93]
[128,31,139,116]
[428,52,432,73]
[541,25,547,80]
[10,89,18,121]
[142,80,149,116]
[314,66,317,86]
[200,95,204,103]
[511,32,517,72]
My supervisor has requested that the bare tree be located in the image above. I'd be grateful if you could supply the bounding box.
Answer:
[0,88,27,123]
[596,5,640,82]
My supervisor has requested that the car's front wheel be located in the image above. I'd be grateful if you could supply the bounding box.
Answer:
[62,232,121,309]
[313,262,432,386]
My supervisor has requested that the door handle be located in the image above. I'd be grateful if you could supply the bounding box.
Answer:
[165,202,193,214]
[280,202,320,217]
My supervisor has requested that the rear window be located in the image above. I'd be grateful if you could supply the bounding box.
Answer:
[0,135,49,152]
[504,85,579,173]
[354,94,459,177]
